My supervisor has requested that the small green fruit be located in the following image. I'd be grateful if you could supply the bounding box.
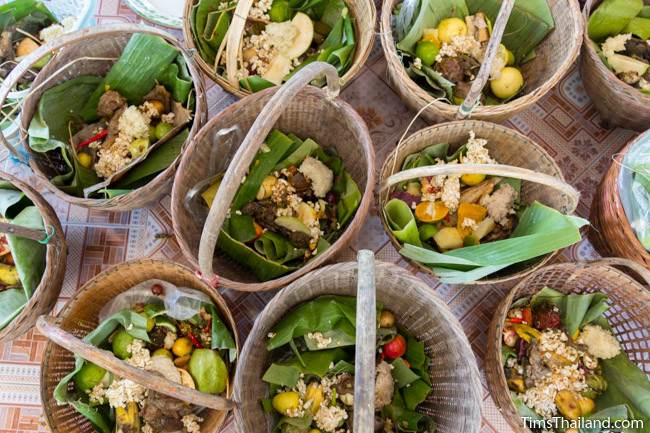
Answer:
[154,122,174,140]
[415,40,439,67]
[112,330,134,360]
[269,0,292,22]
[74,362,107,392]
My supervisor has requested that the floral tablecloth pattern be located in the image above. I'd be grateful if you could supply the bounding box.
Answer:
[0,1,639,432]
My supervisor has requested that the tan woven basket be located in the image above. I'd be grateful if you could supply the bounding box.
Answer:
[182,0,376,98]
[580,0,650,131]
[0,171,66,343]
[485,258,650,433]
[380,0,583,123]
[233,259,482,433]
[379,120,580,285]
[0,23,207,211]
[589,132,650,268]
[38,259,240,433]
[171,62,375,292]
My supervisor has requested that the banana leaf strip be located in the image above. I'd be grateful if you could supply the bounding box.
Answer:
[384,198,423,247]
[406,63,455,100]
[625,16,650,40]
[0,0,56,32]
[191,2,217,64]
[203,10,230,51]
[262,348,349,387]
[588,0,643,41]
[239,76,275,92]
[272,415,313,433]
[0,181,31,218]
[466,0,554,63]
[383,391,436,433]
[157,55,194,104]
[253,231,306,264]
[0,289,28,330]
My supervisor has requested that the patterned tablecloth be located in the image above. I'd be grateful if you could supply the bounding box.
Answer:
[0,1,640,432]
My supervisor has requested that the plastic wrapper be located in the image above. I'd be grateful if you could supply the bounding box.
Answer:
[619,135,650,251]
[99,279,211,322]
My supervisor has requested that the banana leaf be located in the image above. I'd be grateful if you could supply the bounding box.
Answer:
[396,0,469,54]
[640,6,650,19]
[407,63,455,100]
[581,405,629,433]
[158,56,193,104]
[383,391,436,433]
[396,202,588,283]
[0,182,31,218]
[625,17,650,39]
[262,348,349,387]
[53,309,149,433]
[403,142,449,169]
[315,8,356,74]
[253,231,306,264]
[0,289,28,330]
[466,0,554,63]
[204,303,237,361]
[0,0,57,31]
[191,2,217,64]
[239,76,275,92]
[8,206,46,298]
[203,10,230,52]
[384,198,423,247]
[80,34,180,121]
[587,0,643,41]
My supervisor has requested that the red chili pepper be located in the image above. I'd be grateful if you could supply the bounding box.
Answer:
[202,318,212,334]
[186,331,203,348]
[522,307,533,325]
[77,129,108,149]
[507,317,524,324]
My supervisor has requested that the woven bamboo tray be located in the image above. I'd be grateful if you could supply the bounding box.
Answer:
[182,0,376,98]
[171,62,374,292]
[589,131,650,268]
[0,171,66,343]
[233,259,482,433]
[379,120,580,285]
[380,0,583,123]
[485,258,650,433]
[38,259,240,433]
[0,23,207,211]
[580,0,650,131]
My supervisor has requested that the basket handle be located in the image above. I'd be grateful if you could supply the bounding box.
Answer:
[354,250,377,433]
[584,257,650,287]
[197,61,340,283]
[456,0,515,119]
[381,162,580,211]
[0,23,199,162]
[0,221,54,243]
[36,315,235,411]
[225,0,254,87]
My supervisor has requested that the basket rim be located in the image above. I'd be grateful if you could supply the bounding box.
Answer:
[233,260,483,433]
[485,260,650,433]
[590,131,650,263]
[378,119,572,286]
[181,0,377,99]
[581,0,650,103]
[39,258,241,433]
[379,0,584,118]
[170,85,375,292]
[16,23,208,210]
[0,171,66,343]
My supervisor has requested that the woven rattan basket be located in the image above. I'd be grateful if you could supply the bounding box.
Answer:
[380,0,583,123]
[233,259,482,433]
[379,120,580,285]
[485,258,650,433]
[0,23,207,211]
[182,0,375,98]
[171,62,374,292]
[38,259,240,433]
[589,131,650,268]
[580,0,650,131]
[0,171,66,343]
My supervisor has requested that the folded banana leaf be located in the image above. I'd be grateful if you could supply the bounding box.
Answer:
[466,0,554,63]
[263,348,350,387]
[191,1,217,64]
[390,201,587,283]
[53,309,149,433]
[315,7,356,74]
[619,136,650,250]
[588,0,643,41]
[0,0,57,32]
[0,185,46,331]
[406,63,455,100]
[625,16,650,39]
[239,76,276,92]
[396,0,469,54]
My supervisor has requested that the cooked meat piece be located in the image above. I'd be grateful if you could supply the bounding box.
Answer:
[436,56,465,82]
[97,90,127,118]
[146,326,168,351]
[287,230,311,249]
[374,361,394,409]
[336,373,354,397]
[534,303,561,330]
[171,100,192,127]
[454,80,472,99]
[0,31,14,62]
[144,84,171,112]
[103,105,126,148]
[288,172,311,194]
[141,389,192,432]
[524,343,550,389]
[242,201,277,227]
[625,37,650,62]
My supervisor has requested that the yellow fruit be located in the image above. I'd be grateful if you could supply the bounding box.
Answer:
[555,389,581,420]
[379,310,396,328]
[421,28,440,46]
[461,173,486,186]
[172,337,193,357]
[201,178,221,208]
[309,430,322,433]
[437,17,467,44]
[415,201,449,223]
[78,152,93,169]
[146,99,165,117]
[577,396,596,416]
[15,38,40,57]
[152,348,173,359]
[0,263,20,286]
[304,383,324,415]
[297,202,318,227]
[506,48,515,66]
[490,67,524,100]
[256,175,277,200]
[272,391,301,416]
[433,227,464,250]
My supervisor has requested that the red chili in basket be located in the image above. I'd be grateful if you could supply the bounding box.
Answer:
[507,317,524,324]
[77,130,108,149]
[187,332,203,348]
